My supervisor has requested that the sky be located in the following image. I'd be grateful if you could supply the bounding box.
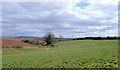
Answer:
[2,0,119,38]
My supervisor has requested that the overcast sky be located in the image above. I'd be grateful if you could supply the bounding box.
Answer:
[2,0,118,38]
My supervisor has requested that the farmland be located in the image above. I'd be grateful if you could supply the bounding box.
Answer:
[2,40,118,68]
[2,37,44,48]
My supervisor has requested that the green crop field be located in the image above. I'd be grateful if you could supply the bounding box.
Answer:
[2,40,118,68]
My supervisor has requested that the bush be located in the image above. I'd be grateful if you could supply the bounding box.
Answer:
[21,40,46,46]
[11,46,23,49]
[3,46,23,49]
[40,41,47,46]
[50,44,58,47]
[3,46,9,48]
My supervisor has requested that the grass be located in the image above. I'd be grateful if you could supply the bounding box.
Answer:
[2,40,118,68]
[0,49,2,69]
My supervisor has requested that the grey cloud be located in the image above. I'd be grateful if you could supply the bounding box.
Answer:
[2,1,118,37]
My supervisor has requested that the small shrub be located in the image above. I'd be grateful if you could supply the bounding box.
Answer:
[40,41,47,46]
[11,46,23,49]
[3,46,8,48]
[50,45,58,47]
[21,39,46,46]
[2,46,22,49]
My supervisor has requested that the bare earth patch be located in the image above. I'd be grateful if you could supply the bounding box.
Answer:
[2,37,44,48]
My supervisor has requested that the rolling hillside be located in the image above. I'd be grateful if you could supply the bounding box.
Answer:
[2,37,44,48]
[2,40,118,68]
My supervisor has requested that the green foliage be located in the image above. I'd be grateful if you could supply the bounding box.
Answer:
[40,41,47,46]
[21,40,46,46]
[12,46,23,49]
[44,32,56,45]
[2,40,118,68]
[3,46,23,49]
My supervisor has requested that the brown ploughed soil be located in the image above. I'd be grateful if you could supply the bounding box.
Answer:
[1,37,44,48]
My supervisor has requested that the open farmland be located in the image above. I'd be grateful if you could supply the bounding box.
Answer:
[2,40,118,68]
[2,37,44,48]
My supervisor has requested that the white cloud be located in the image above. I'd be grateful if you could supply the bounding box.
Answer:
[88,26,108,29]
[106,30,112,32]
[101,20,107,23]
[2,0,118,37]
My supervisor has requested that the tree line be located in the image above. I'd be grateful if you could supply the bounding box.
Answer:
[72,36,120,40]
[21,32,120,48]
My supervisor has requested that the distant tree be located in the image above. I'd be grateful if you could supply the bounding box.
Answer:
[44,32,56,45]
[59,35,64,41]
